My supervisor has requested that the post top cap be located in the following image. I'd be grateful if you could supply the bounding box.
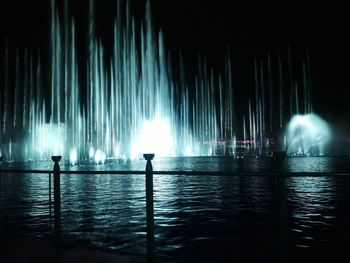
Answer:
[143,153,155,160]
[51,156,62,162]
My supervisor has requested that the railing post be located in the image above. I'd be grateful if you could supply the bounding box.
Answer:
[273,151,289,262]
[273,151,286,176]
[51,156,62,239]
[143,153,155,262]
[0,156,2,200]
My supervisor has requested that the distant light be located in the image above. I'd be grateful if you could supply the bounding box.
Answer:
[287,113,331,155]
[184,146,192,156]
[94,149,106,164]
[35,124,65,157]
[113,144,120,158]
[56,143,64,156]
[69,148,78,165]
[89,147,94,159]
[131,118,174,159]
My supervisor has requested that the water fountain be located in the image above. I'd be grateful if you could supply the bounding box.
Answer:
[0,0,315,162]
[286,113,331,156]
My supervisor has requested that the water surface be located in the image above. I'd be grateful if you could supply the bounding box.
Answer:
[1,156,350,262]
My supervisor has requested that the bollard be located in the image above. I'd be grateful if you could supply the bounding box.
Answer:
[143,153,155,262]
[51,156,62,239]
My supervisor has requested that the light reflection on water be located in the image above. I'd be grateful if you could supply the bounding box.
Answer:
[1,157,350,261]
[285,157,349,173]
[287,177,337,247]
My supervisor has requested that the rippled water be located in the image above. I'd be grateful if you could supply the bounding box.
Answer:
[1,157,350,262]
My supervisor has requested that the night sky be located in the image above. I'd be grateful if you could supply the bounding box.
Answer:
[1,0,350,131]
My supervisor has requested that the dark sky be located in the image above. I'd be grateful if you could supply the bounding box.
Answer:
[1,0,350,126]
[151,1,350,122]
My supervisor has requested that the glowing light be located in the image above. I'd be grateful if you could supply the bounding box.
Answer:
[34,124,65,159]
[89,147,95,159]
[232,134,236,156]
[69,148,78,165]
[287,114,331,155]
[132,118,174,159]
[113,145,120,158]
[184,146,193,156]
[94,149,106,164]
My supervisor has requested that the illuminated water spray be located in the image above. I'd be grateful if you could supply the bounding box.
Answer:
[0,0,231,162]
[286,114,331,155]
[0,0,314,162]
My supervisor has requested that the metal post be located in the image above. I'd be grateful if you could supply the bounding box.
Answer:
[51,156,62,238]
[143,153,155,262]
[0,156,2,200]
[273,151,286,176]
[275,176,289,262]
[273,151,289,262]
